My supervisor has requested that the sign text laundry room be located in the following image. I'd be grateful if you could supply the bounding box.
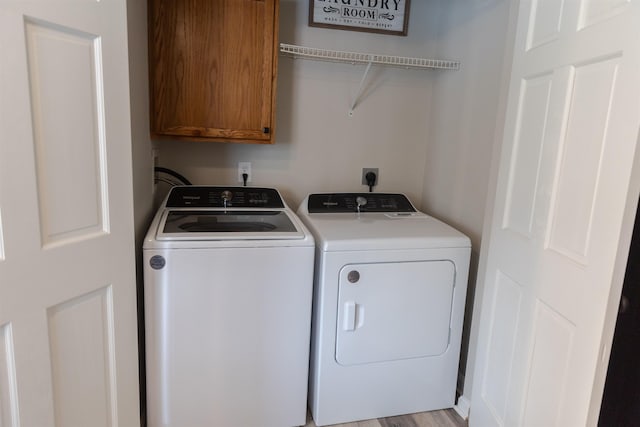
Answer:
[309,0,410,36]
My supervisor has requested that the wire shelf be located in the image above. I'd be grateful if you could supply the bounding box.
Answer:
[279,43,460,71]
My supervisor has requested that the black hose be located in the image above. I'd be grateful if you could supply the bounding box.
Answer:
[154,167,192,186]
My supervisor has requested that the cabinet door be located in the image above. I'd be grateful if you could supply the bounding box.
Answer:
[149,0,278,143]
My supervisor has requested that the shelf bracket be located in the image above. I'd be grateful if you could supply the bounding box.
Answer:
[349,61,373,117]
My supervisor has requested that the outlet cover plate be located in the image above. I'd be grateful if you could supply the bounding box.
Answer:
[238,162,252,183]
[361,168,379,185]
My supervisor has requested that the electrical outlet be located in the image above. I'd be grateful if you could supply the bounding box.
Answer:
[361,168,379,186]
[238,162,252,184]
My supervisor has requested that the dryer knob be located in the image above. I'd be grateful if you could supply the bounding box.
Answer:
[348,270,360,283]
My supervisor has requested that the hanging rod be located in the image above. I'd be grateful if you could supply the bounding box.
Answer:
[279,43,460,71]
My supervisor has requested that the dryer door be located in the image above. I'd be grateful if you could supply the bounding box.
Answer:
[336,260,455,365]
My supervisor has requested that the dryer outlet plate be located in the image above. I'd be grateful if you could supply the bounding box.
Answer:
[362,168,378,185]
[238,162,252,183]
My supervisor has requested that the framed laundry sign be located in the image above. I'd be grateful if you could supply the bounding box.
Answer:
[309,0,411,36]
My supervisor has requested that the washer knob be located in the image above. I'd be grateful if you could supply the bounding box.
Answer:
[221,190,233,202]
[221,190,233,208]
[356,196,367,213]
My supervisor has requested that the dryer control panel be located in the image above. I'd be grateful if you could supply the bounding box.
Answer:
[308,193,416,213]
[166,186,285,208]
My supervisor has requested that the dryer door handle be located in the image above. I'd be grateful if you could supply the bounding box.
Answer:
[343,301,365,331]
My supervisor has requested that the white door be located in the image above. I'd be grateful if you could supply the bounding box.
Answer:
[470,1,640,426]
[0,0,139,425]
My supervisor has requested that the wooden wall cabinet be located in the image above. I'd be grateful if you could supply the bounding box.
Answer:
[149,0,279,143]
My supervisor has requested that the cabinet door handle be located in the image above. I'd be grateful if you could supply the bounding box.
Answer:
[263,127,270,134]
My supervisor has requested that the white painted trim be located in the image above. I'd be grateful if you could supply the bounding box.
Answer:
[454,395,471,420]
[457,371,465,396]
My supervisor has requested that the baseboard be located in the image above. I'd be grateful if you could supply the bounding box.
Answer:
[454,395,471,420]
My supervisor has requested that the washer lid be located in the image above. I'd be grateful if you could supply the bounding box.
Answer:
[156,209,305,240]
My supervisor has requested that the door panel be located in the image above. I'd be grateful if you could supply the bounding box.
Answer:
[25,18,108,247]
[502,73,552,237]
[547,56,620,263]
[579,0,629,29]
[526,0,564,50]
[470,0,640,426]
[480,271,522,425]
[47,286,116,427]
[0,0,139,425]
[520,301,574,427]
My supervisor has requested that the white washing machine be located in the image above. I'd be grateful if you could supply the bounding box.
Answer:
[143,186,315,427]
[297,193,471,426]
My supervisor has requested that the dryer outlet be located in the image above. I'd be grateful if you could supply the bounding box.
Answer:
[238,162,252,184]
[361,168,378,186]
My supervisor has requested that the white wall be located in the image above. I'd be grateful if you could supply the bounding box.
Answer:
[420,0,513,401]
[155,0,443,208]
[422,0,511,246]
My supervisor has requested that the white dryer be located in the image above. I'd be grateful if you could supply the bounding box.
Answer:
[144,186,314,427]
[297,193,471,426]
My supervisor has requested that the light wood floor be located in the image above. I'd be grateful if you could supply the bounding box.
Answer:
[303,409,467,427]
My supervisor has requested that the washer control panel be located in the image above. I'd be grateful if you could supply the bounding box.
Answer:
[307,193,416,213]
[166,186,285,208]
